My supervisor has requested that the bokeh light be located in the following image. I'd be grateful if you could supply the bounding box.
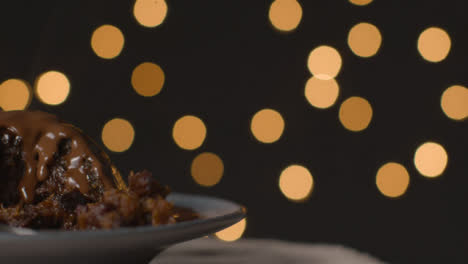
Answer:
[376,162,410,198]
[414,142,448,178]
[134,0,168,28]
[339,96,373,132]
[441,85,468,120]
[250,109,285,143]
[131,62,165,97]
[102,118,135,152]
[307,46,342,80]
[417,27,451,62]
[91,25,125,59]
[348,22,382,57]
[215,219,246,242]
[191,152,224,187]
[35,71,70,105]
[304,77,339,109]
[268,0,303,32]
[279,165,314,202]
[0,79,32,111]
[349,0,373,6]
[173,115,207,150]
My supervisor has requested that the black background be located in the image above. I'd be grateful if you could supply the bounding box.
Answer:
[1,1,468,263]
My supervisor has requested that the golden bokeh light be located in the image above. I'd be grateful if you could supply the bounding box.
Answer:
[414,142,448,178]
[91,25,125,59]
[417,27,451,62]
[268,0,303,32]
[348,22,382,57]
[349,0,373,6]
[279,165,314,202]
[441,85,468,120]
[134,0,168,28]
[376,162,410,198]
[101,118,135,152]
[35,71,70,105]
[304,76,339,109]
[131,62,165,97]
[172,115,207,150]
[0,79,32,111]
[339,96,372,132]
[307,46,342,80]
[191,152,224,187]
[215,219,246,242]
[339,96,373,132]
[250,109,285,143]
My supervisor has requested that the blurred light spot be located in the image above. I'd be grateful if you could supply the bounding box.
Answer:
[376,162,410,198]
[250,109,285,143]
[134,0,168,28]
[91,25,124,59]
[307,46,342,80]
[131,62,165,97]
[215,219,246,242]
[414,142,448,178]
[339,96,372,132]
[191,152,224,187]
[0,79,31,111]
[102,118,135,152]
[441,85,468,120]
[417,27,451,62]
[173,115,206,150]
[349,0,373,6]
[279,165,313,201]
[305,77,339,109]
[35,71,70,105]
[348,22,382,57]
[268,0,302,32]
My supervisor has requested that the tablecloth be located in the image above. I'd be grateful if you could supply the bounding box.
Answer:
[152,238,386,264]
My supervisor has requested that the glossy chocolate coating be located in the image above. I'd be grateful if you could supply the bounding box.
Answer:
[0,110,115,203]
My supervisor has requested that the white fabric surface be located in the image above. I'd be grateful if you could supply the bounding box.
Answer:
[153,238,386,264]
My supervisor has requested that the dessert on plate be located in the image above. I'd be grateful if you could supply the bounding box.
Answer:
[0,109,196,230]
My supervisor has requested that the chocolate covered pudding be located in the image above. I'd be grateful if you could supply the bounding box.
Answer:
[0,109,196,230]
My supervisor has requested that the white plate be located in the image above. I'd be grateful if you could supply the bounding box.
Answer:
[0,193,246,264]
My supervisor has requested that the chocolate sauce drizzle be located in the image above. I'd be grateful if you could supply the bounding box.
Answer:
[0,110,115,203]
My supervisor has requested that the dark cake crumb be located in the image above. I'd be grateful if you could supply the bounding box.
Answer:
[0,169,195,230]
[75,171,185,230]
